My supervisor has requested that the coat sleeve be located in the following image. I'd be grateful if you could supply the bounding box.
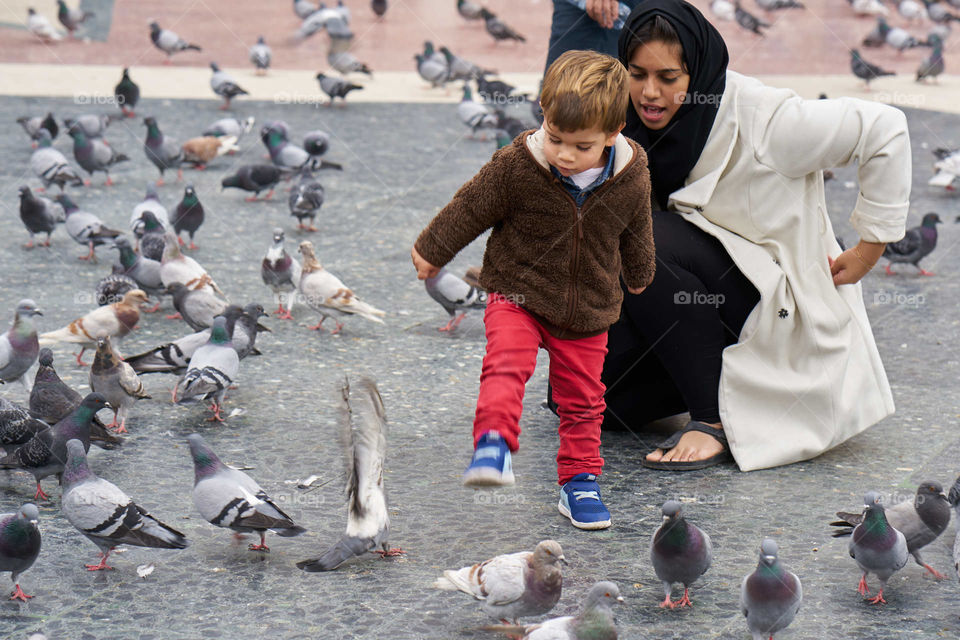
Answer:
[414,151,511,268]
[619,184,656,290]
[752,94,911,243]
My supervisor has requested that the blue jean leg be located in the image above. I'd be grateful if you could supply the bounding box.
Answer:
[545,0,624,73]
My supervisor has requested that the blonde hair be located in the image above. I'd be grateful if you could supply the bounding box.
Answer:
[540,50,629,134]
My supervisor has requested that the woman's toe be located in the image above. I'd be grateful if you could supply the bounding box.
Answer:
[646,448,665,462]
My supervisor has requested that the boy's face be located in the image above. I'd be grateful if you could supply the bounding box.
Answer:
[542,120,621,177]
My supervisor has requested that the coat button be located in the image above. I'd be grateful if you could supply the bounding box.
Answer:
[778,308,789,319]
[695,206,703,212]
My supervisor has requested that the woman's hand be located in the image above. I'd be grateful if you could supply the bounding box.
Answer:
[411,246,440,280]
[585,0,619,29]
[828,240,885,286]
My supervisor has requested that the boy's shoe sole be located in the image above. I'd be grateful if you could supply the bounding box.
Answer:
[463,468,515,487]
[557,500,611,530]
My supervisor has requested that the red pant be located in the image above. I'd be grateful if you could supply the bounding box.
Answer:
[473,295,607,484]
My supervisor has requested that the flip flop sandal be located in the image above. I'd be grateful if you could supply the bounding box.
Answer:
[641,420,733,471]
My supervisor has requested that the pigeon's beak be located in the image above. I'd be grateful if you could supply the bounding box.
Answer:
[558,554,568,566]
[762,554,776,563]
[29,519,38,525]
[34,309,43,316]
[615,595,624,603]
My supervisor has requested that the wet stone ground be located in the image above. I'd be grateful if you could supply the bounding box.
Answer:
[0,96,958,639]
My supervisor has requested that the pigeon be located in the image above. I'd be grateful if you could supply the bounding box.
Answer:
[18,186,63,248]
[495,110,528,140]
[917,35,944,83]
[26,8,63,41]
[168,282,228,331]
[63,114,114,139]
[848,491,909,604]
[734,2,769,35]
[149,22,201,62]
[0,393,107,500]
[249,36,271,75]
[0,300,41,387]
[830,482,951,580]
[480,8,526,42]
[328,50,372,77]
[476,75,524,105]
[298,377,402,570]
[114,68,140,118]
[160,233,225,296]
[143,116,183,186]
[29,349,122,449]
[316,73,363,105]
[262,127,313,170]
[415,53,449,89]
[950,475,960,579]
[457,85,499,138]
[221,164,291,201]
[288,171,325,232]
[262,228,302,320]
[31,129,83,191]
[67,126,128,186]
[294,0,318,19]
[457,0,484,21]
[203,116,255,139]
[711,0,736,19]
[174,317,240,422]
[294,8,341,41]
[882,212,941,275]
[56,0,93,36]
[929,149,960,190]
[334,0,351,23]
[927,0,960,23]
[180,135,238,169]
[433,540,566,621]
[17,112,58,147]
[871,17,927,51]
[440,46,493,82]
[39,289,148,366]
[60,439,188,570]
[210,62,249,111]
[0,503,41,602]
[425,268,487,331]
[188,433,305,550]
[89,336,150,434]
[740,539,802,640]
[325,14,354,41]
[113,235,164,299]
[899,0,928,20]
[851,49,894,90]
[298,240,386,333]
[232,304,270,359]
[372,0,387,18]
[481,581,624,640]
[852,0,889,15]
[650,500,713,609]
[755,0,803,8]
[303,130,332,159]
[130,185,170,239]
[0,398,48,452]
[54,193,122,262]
[137,211,169,263]
[172,185,205,250]
[96,273,138,307]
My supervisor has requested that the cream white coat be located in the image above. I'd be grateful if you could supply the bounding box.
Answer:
[665,71,910,470]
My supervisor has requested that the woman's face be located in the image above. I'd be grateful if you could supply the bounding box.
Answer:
[628,40,690,130]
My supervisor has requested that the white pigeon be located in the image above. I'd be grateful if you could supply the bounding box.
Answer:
[929,150,960,189]
[174,317,239,422]
[711,0,736,20]
[249,36,271,75]
[26,8,63,41]
[297,241,385,333]
[899,0,928,20]
[852,0,889,16]
[294,0,319,19]
[261,228,301,320]
[203,116,255,139]
[160,233,224,296]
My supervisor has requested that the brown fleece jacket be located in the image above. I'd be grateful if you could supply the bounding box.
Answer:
[415,130,655,339]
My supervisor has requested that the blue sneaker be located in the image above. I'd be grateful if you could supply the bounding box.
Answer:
[558,473,611,530]
[463,431,514,487]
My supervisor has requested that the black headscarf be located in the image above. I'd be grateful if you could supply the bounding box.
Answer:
[618,0,728,209]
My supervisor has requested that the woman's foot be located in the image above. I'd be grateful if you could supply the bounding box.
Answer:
[645,422,724,464]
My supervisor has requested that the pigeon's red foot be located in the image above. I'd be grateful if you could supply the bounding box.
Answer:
[866,589,887,605]
[276,310,293,320]
[85,553,114,571]
[105,176,114,186]
[23,241,34,250]
[374,547,405,558]
[248,533,269,551]
[177,168,183,182]
[261,190,274,200]
[83,180,91,187]
[155,178,165,187]
[675,589,693,608]
[166,312,182,320]
[75,349,88,367]
[188,242,198,250]
[244,195,258,202]
[922,564,946,581]
[142,301,161,313]
[10,584,33,601]
[918,269,934,276]
[177,236,185,246]
[308,321,326,331]
[206,404,225,422]
[330,321,344,335]
[34,484,50,501]
[658,596,675,609]
[305,225,318,232]
[857,575,870,596]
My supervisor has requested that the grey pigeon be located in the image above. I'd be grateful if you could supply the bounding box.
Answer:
[476,75,523,104]
[734,1,769,35]
[425,267,487,331]
[917,35,944,82]
[0,393,108,501]
[221,164,291,200]
[129,185,170,239]
[415,52,449,89]
[17,112,58,146]
[294,8,335,40]
[89,336,150,434]
[294,0,318,19]
[136,210,168,262]
[848,491,909,604]
[173,185,205,249]
[740,539,802,640]
[233,303,270,359]
[440,46,493,82]
[482,581,623,640]
[60,439,188,570]
[30,129,83,191]
[57,0,93,36]
[870,17,927,50]
[63,113,113,139]
[0,397,48,452]
[188,433,305,551]
[303,130,330,158]
[55,193,122,262]
[262,228,302,319]
[0,299,42,387]
[480,8,526,42]
[174,317,240,422]
[949,475,960,579]
[210,62,249,110]
[298,240,386,332]
[18,186,62,248]
[831,482,951,580]
[113,235,164,300]
[433,539,566,621]
[29,348,122,449]
[143,116,183,186]
[458,0,483,20]
[249,36,272,75]
[0,503,41,602]
[328,50,372,76]
[334,0,351,23]
[755,0,803,8]
[96,273,138,306]
[149,22,201,61]
[650,500,713,609]
[851,49,894,89]
[114,67,140,118]
[169,282,228,331]
[298,377,400,571]
[372,0,387,17]
[67,126,128,186]
[316,73,363,105]
[288,171,325,231]
[883,212,941,275]
[457,85,499,139]
[203,116,255,139]
[262,126,313,169]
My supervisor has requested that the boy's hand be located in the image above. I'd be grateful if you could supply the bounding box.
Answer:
[411,246,441,280]
[627,286,647,295]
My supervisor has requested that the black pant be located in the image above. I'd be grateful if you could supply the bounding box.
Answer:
[600,211,760,430]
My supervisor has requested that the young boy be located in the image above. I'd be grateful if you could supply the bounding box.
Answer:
[411,50,655,530]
